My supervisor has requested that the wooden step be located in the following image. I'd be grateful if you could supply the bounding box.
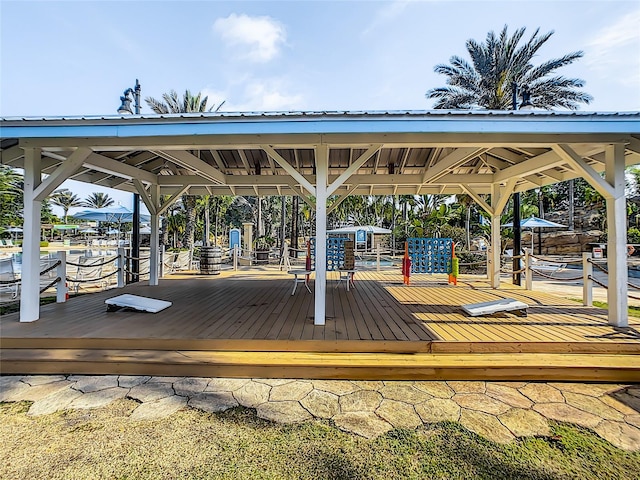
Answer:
[2,349,639,382]
[3,337,639,354]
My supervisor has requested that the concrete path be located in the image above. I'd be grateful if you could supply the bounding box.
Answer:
[2,375,639,451]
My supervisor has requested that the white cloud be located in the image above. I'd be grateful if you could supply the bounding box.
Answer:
[585,9,640,86]
[213,13,286,63]
[200,87,228,111]
[224,79,305,112]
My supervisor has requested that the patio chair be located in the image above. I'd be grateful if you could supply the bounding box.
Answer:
[0,257,19,299]
[172,250,191,271]
[138,256,150,280]
[71,256,107,293]
[39,254,59,292]
[529,257,567,277]
[162,251,177,274]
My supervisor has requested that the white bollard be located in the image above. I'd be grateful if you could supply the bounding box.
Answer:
[233,245,238,271]
[583,252,593,306]
[56,251,67,303]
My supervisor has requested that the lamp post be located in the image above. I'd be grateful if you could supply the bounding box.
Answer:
[510,82,533,285]
[117,80,142,282]
[117,79,141,115]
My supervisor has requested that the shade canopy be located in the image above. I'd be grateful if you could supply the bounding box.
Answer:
[502,216,566,229]
[52,224,79,230]
[79,227,98,234]
[4,226,23,233]
[73,206,150,223]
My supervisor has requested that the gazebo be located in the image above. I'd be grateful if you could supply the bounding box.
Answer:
[1,110,638,328]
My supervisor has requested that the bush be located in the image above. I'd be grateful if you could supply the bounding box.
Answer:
[628,227,640,243]
[39,241,49,247]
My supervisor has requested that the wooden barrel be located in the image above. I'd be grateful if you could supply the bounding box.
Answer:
[200,246,221,275]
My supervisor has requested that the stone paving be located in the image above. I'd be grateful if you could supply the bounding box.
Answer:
[1,375,639,451]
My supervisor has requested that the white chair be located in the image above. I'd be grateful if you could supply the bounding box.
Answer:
[71,256,107,292]
[162,251,177,274]
[173,251,191,271]
[529,257,567,277]
[0,258,19,299]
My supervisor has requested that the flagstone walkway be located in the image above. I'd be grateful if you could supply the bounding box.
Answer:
[1,375,639,451]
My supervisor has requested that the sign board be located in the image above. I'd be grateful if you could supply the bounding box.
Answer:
[356,229,366,243]
[229,228,241,250]
[592,247,603,259]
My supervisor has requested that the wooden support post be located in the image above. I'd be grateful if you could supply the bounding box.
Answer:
[20,148,42,322]
[605,144,628,327]
[583,252,593,307]
[314,145,328,326]
[490,214,501,289]
[56,251,67,303]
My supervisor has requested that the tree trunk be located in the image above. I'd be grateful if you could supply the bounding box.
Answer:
[568,179,575,231]
[181,194,197,251]
[203,197,210,246]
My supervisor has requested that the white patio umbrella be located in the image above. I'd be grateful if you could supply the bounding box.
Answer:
[502,216,566,253]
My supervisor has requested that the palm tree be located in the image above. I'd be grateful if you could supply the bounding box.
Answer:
[0,166,23,228]
[426,25,592,110]
[82,192,115,209]
[145,90,225,250]
[50,189,83,223]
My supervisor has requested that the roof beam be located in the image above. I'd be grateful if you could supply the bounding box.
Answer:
[0,145,23,164]
[34,147,92,202]
[552,144,614,199]
[327,144,381,196]
[263,145,316,195]
[493,178,518,215]
[460,185,493,215]
[84,152,157,184]
[422,147,487,183]
[493,150,567,184]
[133,179,157,215]
[238,150,252,175]
[158,185,190,216]
[209,149,226,171]
[150,150,225,184]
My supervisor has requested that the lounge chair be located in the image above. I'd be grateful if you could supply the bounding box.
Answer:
[172,250,191,271]
[0,257,19,299]
[71,256,108,293]
[529,257,567,277]
[162,251,177,274]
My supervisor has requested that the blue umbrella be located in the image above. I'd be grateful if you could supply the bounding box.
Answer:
[73,206,150,223]
[502,216,566,253]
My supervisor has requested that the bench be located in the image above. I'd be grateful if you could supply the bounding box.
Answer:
[530,259,566,277]
[105,294,172,313]
[462,298,528,317]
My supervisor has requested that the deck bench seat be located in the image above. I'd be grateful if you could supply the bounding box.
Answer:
[462,298,528,317]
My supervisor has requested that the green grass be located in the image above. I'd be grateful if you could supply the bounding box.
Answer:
[569,298,640,318]
[1,400,638,480]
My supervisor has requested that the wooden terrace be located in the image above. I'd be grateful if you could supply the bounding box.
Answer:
[2,268,639,381]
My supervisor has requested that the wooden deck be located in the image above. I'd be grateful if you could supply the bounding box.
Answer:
[2,268,639,381]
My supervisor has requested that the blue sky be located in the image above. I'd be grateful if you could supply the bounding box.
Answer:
[1,0,639,215]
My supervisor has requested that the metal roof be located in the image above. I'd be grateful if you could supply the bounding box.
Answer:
[1,110,639,198]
